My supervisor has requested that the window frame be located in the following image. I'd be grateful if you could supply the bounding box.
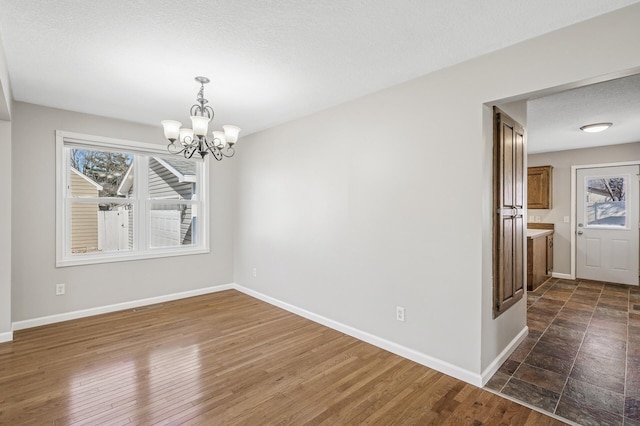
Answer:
[56,130,210,267]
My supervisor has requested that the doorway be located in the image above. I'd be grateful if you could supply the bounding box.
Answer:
[573,164,640,285]
[487,72,640,423]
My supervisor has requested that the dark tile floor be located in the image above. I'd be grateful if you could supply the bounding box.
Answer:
[485,278,640,426]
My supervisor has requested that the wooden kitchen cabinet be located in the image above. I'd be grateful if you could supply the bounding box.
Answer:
[527,224,554,291]
[546,234,553,275]
[528,166,552,209]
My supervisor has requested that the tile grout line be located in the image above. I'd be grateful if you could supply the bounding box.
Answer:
[494,279,634,423]
[499,278,563,393]
[551,281,605,414]
[496,280,551,392]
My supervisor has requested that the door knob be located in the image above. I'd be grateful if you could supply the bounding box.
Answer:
[577,230,583,235]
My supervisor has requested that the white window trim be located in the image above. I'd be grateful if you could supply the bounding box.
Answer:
[55,130,210,267]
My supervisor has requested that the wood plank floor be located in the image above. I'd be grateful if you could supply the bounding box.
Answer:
[0,290,564,425]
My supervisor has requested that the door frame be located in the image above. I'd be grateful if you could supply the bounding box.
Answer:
[570,160,640,280]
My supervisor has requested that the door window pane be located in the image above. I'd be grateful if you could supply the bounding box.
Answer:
[585,176,627,227]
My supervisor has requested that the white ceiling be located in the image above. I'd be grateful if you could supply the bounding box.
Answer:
[527,73,640,154]
[0,0,638,139]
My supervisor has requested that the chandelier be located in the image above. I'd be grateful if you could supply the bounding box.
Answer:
[161,76,241,160]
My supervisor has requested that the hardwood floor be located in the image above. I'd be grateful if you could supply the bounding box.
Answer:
[0,290,563,425]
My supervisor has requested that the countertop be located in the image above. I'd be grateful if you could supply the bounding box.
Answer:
[527,229,553,239]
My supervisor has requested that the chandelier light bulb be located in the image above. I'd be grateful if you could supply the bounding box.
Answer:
[223,125,241,145]
[212,131,226,149]
[179,128,194,146]
[191,116,210,137]
[161,120,182,142]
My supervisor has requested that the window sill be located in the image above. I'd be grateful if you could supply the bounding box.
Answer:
[56,247,210,267]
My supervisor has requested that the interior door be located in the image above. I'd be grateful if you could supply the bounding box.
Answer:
[493,108,525,316]
[576,165,639,285]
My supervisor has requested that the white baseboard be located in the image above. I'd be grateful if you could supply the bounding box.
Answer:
[234,284,483,387]
[12,284,234,331]
[0,331,13,343]
[9,283,523,389]
[480,326,528,386]
[552,272,573,280]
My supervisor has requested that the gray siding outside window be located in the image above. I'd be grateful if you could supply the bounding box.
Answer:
[148,158,195,245]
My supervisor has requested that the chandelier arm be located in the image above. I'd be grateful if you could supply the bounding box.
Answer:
[202,139,223,161]
[202,137,217,151]
[220,146,235,158]
[183,136,199,148]
[189,104,214,120]
[167,142,188,155]
[205,105,214,120]
[184,145,199,159]
[211,149,223,161]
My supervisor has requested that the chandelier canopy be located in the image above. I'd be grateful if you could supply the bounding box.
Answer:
[161,76,240,160]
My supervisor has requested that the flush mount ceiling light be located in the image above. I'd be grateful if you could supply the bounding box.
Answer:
[161,76,241,160]
[580,122,613,133]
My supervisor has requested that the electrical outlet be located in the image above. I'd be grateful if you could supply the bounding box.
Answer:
[535,215,541,222]
[252,267,257,277]
[55,283,65,296]
[564,216,570,223]
[396,306,405,322]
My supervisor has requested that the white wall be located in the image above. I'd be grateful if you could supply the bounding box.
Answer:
[498,100,527,128]
[235,4,640,382]
[0,32,12,120]
[528,142,640,275]
[0,32,11,341]
[0,120,11,341]
[11,102,235,322]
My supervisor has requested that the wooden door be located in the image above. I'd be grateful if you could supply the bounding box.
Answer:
[493,108,525,316]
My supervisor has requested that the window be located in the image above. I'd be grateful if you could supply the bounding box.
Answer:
[584,175,628,228]
[56,131,209,266]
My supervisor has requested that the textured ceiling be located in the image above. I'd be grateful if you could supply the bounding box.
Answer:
[528,73,640,154]
[0,0,638,138]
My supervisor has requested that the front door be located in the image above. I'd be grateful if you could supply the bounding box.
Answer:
[576,165,639,285]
